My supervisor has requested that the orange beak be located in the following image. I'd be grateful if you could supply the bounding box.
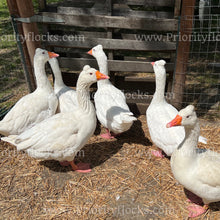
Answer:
[87,49,93,55]
[166,115,182,128]
[95,71,109,80]
[151,62,155,66]
[48,51,59,58]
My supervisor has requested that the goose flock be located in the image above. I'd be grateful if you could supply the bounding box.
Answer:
[0,46,219,218]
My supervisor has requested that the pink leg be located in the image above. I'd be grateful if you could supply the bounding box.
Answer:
[75,162,92,173]
[59,161,92,173]
[188,204,208,218]
[151,150,165,158]
[185,189,208,217]
[100,129,115,139]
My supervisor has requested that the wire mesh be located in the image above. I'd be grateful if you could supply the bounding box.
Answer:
[0,18,27,119]
[183,0,220,117]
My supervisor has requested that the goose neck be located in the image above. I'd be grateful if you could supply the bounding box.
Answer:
[52,65,65,89]
[96,56,110,87]
[34,59,51,89]
[96,55,108,75]
[177,121,200,156]
[152,74,166,102]
[76,82,94,114]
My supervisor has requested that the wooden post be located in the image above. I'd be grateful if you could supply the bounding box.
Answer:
[172,0,196,109]
[6,0,37,91]
[16,0,41,65]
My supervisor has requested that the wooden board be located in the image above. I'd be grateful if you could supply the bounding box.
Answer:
[40,12,178,31]
[57,6,173,19]
[57,6,108,16]
[113,0,175,7]
[47,37,176,52]
[58,57,174,72]
[55,0,174,7]
[125,76,155,82]
[113,9,173,19]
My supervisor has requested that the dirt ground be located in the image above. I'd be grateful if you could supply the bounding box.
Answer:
[0,111,220,219]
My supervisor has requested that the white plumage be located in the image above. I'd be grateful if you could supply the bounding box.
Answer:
[146,60,206,157]
[2,65,109,172]
[49,58,78,113]
[0,48,58,136]
[146,60,185,156]
[167,105,220,217]
[88,45,137,138]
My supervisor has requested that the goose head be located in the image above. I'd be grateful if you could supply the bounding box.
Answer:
[34,48,59,64]
[151,60,166,77]
[166,105,198,128]
[87,44,107,61]
[77,65,109,88]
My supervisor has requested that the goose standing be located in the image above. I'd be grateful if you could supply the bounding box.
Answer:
[146,60,207,158]
[167,105,220,217]
[49,58,78,113]
[2,66,109,173]
[87,44,137,139]
[0,48,58,136]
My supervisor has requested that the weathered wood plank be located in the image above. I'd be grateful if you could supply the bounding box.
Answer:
[113,8,173,19]
[53,0,175,7]
[46,37,176,52]
[48,28,108,38]
[125,76,155,82]
[57,6,108,15]
[113,0,175,7]
[121,33,170,41]
[59,58,98,70]
[58,57,174,72]
[40,12,178,31]
[58,0,94,7]
[58,6,173,19]
[62,0,94,4]
[124,56,149,61]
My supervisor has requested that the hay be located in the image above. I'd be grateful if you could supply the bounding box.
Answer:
[0,116,220,219]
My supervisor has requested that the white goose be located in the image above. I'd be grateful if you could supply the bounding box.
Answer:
[88,44,137,139]
[49,58,78,113]
[0,48,58,136]
[2,66,109,173]
[167,105,220,218]
[146,60,207,158]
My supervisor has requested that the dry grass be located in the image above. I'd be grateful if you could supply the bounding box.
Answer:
[0,115,220,220]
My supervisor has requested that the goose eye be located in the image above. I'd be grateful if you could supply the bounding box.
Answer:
[90,72,93,75]
[42,51,45,54]
[186,115,190,118]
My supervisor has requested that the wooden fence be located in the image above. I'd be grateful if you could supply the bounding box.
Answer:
[7,0,196,114]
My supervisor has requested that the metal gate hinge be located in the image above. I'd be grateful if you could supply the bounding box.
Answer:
[13,15,64,23]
